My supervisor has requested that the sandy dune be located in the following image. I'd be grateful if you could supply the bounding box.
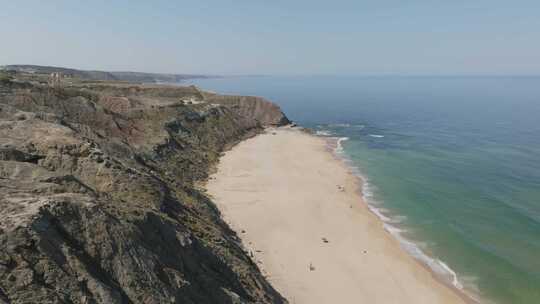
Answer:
[206,128,467,304]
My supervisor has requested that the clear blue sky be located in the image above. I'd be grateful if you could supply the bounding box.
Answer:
[2,0,539,75]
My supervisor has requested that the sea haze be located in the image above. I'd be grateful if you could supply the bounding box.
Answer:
[190,75,540,304]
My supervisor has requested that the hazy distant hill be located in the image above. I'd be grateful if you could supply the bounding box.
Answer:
[1,64,215,83]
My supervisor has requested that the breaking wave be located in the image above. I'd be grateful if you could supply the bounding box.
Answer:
[335,137,349,154]
[315,130,333,136]
[328,135,479,302]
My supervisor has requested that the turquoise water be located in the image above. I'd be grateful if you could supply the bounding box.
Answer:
[190,76,540,304]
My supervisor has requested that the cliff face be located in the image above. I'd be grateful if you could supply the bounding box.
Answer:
[202,92,291,127]
[0,79,289,304]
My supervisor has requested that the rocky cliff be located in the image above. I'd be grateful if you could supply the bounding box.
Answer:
[201,93,290,127]
[0,77,289,304]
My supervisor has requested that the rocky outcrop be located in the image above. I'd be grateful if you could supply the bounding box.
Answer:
[202,92,291,127]
[0,79,288,304]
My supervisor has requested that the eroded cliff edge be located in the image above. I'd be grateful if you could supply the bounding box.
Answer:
[0,77,289,304]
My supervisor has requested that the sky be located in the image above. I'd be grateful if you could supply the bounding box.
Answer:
[2,0,540,75]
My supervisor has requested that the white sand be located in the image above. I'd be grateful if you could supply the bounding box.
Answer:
[206,128,467,304]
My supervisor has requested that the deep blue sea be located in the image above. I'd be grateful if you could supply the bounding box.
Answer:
[190,76,540,304]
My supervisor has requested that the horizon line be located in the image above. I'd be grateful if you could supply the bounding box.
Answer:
[3,64,540,79]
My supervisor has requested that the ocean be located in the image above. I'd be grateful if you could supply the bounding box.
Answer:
[189,76,540,304]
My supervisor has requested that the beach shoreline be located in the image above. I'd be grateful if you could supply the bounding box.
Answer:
[323,135,479,304]
[206,127,473,304]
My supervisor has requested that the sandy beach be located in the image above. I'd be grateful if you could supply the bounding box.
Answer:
[206,127,467,304]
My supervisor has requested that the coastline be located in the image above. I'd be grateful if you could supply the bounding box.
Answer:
[324,135,479,304]
[206,127,470,304]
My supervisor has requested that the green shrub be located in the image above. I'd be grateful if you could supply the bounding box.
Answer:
[0,71,13,84]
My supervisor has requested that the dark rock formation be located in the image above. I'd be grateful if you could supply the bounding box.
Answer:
[0,78,289,303]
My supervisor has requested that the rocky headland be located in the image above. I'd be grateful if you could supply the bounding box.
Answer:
[0,70,289,304]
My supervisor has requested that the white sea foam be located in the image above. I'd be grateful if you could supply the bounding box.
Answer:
[382,221,474,296]
[367,205,392,222]
[326,123,366,129]
[369,134,385,138]
[315,130,333,136]
[329,123,351,127]
[334,137,349,154]
[328,143,478,300]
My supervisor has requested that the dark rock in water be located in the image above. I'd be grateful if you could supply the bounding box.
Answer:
[0,79,288,303]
